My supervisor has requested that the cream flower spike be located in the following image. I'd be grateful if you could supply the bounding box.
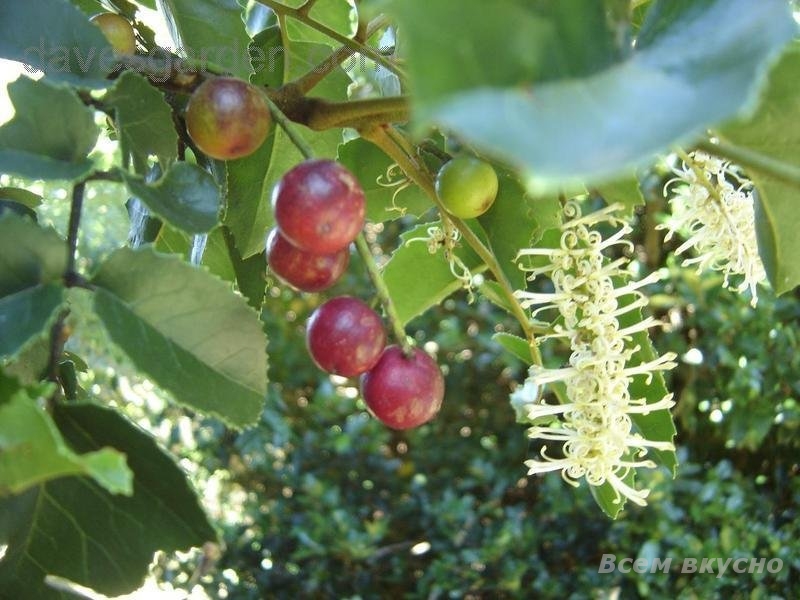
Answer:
[512,201,677,507]
[660,150,767,306]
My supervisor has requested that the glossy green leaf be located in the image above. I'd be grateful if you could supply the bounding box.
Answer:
[158,0,252,78]
[392,0,795,190]
[226,28,349,257]
[0,389,132,497]
[107,71,178,172]
[92,247,268,427]
[382,221,484,325]
[0,0,114,87]
[719,43,800,294]
[120,162,221,234]
[338,137,432,222]
[0,216,67,359]
[0,402,216,599]
[0,284,64,360]
[0,77,98,181]
[478,173,560,288]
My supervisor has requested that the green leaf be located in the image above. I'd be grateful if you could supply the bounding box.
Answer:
[595,176,645,218]
[120,162,221,234]
[382,221,484,325]
[492,332,532,364]
[158,0,252,78]
[0,284,64,360]
[0,77,99,181]
[392,0,795,190]
[0,402,216,599]
[338,137,432,222]
[226,28,349,257]
[0,216,67,359]
[282,0,354,47]
[0,389,132,497]
[0,0,114,87]
[92,247,268,427]
[69,0,106,15]
[617,283,678,475]
[477,172,559,288]
[719,43,800,294]
[591,469,636,519]
[0,187,43,213]
[106,71,178,172]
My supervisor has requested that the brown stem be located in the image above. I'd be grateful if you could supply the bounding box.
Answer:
[292,15,384,94]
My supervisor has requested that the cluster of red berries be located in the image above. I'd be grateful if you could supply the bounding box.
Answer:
[267,160,444,430]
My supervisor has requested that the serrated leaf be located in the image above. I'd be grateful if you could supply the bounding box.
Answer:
[120,162,221,234]
[92,247,267,427]
[0,0,114,87]
[226,28,349,257]
[492,332,532,364]
[106,71,178,172]
[155,225,266,309]
[382,221,484,325]
[157,0,252,78]
[0,77,98,181]
[0,389,132,497]
[392,0,795,190]
[338,137,432,222]
[719,43,800,294]
[477,172,557,289]
[0,216,67,359]
[0,402,215,599]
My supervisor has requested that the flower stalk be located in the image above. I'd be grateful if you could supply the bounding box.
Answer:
[511,201,677,507]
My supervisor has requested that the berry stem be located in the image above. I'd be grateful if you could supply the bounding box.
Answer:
[359,124,543,365]
[355,234,414,356]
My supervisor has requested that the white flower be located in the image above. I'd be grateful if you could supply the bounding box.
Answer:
[660,151,767,306]
[512,201,676,507]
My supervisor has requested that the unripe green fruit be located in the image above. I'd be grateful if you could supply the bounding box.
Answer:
[435,156,499,219]
[91,13,136,55]
[185,77,272,161]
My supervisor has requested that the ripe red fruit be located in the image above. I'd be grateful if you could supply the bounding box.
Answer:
[185,77,271,161]
[306,297,386,377]
[91,13,136,55]
[360,346,445,430]
[272,160,366,254]
[266,228,349,292]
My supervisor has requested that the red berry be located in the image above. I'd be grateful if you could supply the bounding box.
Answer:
[272,160,366,254]
[185,77,271,161]
[266,228,349,292]
[306,297,386,377]
[360,346,445,430]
